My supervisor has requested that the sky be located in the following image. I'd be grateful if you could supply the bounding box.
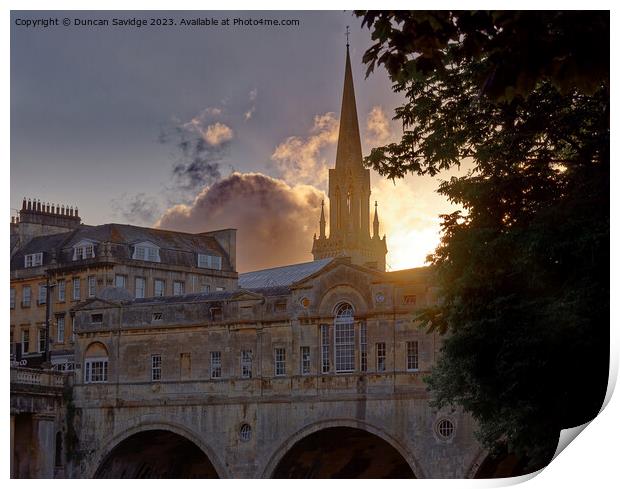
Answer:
[11,10,464,272]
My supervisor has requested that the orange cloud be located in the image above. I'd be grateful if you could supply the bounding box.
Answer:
[203,122,233,146]
[365,105,393,146]
[270,112,339,187]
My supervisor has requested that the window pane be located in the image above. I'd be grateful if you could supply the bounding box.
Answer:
[56,316,65,343]
[210,351,222,378]
[334,304,355,373]
[154,279,165,297]
[88,276,97,297]
[151,354,162,381]
[376,342,386,372]
[321,324,330,373]
[135,277,145,299]
[58,280,65,301]
[407,341,419,371]
[73,278,80,300]
[274,348,286,376]
[38,285,46,304]
[173,281,184,296]
[360,322,367,372]
[300,346,311,375]
[115,275,126,289]
[241,350,252,378]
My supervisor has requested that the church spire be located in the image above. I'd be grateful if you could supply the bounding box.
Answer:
[319,199,326,239]
[373,201,380,238]
[335,42,363,170]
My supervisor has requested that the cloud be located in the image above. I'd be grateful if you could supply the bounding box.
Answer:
[156,172,325,272]
[111,192,161,226]
[270,112,339,187]
[203,122,233,146]
[244,88,258,121]
[160,109,236,197]
[365,105,393,146]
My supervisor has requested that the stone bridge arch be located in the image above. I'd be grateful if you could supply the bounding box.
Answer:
[89,419,229,478]
[261,418,426,478]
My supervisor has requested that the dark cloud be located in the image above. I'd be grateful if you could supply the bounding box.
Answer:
[111,193,161,225]
[156,172,325,272]
[164,119,232,196]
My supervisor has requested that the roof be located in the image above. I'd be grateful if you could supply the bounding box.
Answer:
[10,223,233,271]
[383,266,435,283]
[239,258,333,289]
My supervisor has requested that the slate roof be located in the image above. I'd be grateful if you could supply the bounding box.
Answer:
[239,258,333,289]
[10,223,231,271]
[383,266,435,283]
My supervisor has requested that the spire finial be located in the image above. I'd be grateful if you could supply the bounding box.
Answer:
[373,201,380,238]
[319,198,326,239]
[345,25,350,48]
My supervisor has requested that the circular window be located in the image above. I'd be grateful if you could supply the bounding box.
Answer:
[436,419,455,440]
[300,297,310,308]
[375,292,385,303]
[239,423,252,442]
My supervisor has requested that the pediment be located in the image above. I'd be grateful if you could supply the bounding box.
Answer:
[291,258,383,289]
[71,297,122,311]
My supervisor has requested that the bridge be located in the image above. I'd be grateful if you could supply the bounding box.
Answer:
[10,367,70,478]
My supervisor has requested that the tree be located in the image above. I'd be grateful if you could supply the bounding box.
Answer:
[355,11,609,471]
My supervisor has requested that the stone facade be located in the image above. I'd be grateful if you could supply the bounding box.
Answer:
[67,258,483,478]
[10,203,237,370]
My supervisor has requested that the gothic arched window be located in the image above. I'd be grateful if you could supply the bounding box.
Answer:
[335,188,341,229]
[334,303,355,372]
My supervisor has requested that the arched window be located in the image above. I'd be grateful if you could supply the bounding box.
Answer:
[84,342,108,384]
[334,303,355,372]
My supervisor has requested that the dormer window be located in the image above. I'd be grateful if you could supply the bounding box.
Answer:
[73,241,96,261]
[132,242,161,263]
[24,252,43,268]
[198,253,222,270]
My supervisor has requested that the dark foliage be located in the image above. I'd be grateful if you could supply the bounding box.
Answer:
[355,11,609,470]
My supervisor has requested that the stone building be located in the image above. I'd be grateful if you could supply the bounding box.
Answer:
[10,200,237,370]
[311,45,387,270]
[9,43,528,479]
[67,258,490,478]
